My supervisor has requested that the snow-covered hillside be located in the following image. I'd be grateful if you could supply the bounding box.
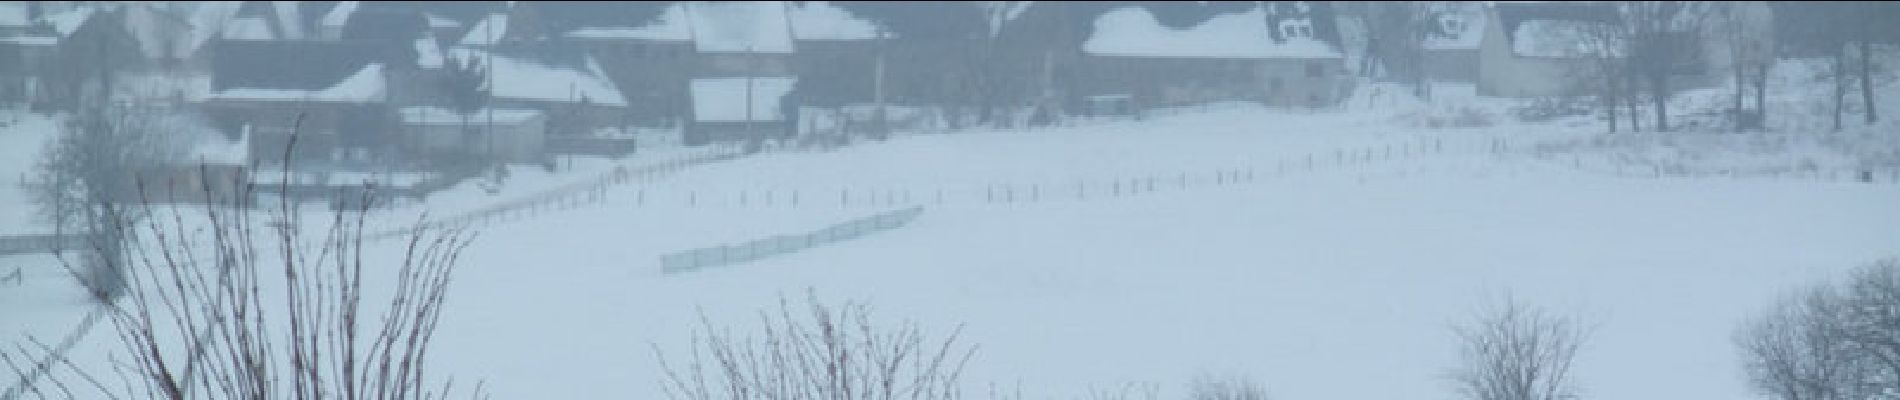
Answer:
[7,82,1900,400]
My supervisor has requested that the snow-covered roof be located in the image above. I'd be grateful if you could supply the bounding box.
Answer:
[563,2,691,41]
[321,1,358,28]
[208,63,386,102]
[447,48,627,107]
[690,77,796,123]
[42,7,92,37]
[0,2,28,27]
[0,36,57,46]
[222,16,275,40]
[1511,19,1621,58]
[270,1,305,40]
[399,106,544,125]
[426,13,461,29]
[1422,5,1487,51]
[688,1,793,54]
[788,1,883,41]
[1084,6,1341,59]
[460,13,507,46]
[416,32,444,69]
[185,2,245,52]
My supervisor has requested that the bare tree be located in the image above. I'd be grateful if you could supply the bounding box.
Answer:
[26,105,203,300]
[1447,294,1590,400]
[1622,1,1714,132]
[653,290,977,400]
[1830,260,1900,391]
[1184,373,1268,400]
[1737,287,1872,400]
[5,121,483,400]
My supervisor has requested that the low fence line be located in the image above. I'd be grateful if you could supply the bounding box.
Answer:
[659,206,925,275]
[364,147,745,241]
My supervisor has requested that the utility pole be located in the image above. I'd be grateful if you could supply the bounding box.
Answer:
[872,28,888,138]
[745,45,756,147]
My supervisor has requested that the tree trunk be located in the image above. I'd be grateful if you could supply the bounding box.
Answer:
[1859,40,1877,125]
[1652,72,1669,132]
[1734,54,1746,129]
[1627,74,1642,132]
[1834,44,1848,132]
[1606,65,1620,133]
[1754,62,1770,129]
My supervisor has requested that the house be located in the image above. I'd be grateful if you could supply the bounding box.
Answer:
[1420,2,1487,84]
[687,76,795,144]
[0,1,56,106]
[1078,2,1352,111]
[444,47,630,138]
[1468,1,1772,98]
[200,41,392,166]
[689,1,794,77]
[1472,1,1623,97]
[548,2,695,126]
[129,129,250,205]
[397,106,546,164]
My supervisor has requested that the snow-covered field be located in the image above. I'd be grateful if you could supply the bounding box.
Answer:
[7,98,1900,400]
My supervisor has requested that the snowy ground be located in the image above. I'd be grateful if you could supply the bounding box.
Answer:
[7,93,1900,400]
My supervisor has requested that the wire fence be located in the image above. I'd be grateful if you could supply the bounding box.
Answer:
[659,206,925,275]
[1525,145,1900,184]
[590,136,1477,210]
[364,147,746,241]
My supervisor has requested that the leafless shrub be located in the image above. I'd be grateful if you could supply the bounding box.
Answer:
[653,290,977,400]
[1447,294,1590,400]
[1737,258,1900,400]
[1069,381,1159,400]
[1184,373,1266,400]
[4,116,482,400]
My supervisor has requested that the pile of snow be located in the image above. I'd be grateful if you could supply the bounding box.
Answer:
[207,63,387,103]
[788,1,884,41]
[691,77,796,122]
[1085,6,1341,59]
[688,1,793,53]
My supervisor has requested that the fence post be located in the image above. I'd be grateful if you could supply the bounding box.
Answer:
[936,189,943,205]
[1031,184,1039,202]
[740,190,747,206]
[689,190,697,207]
[843,188,850,207]
[793,189,800,207]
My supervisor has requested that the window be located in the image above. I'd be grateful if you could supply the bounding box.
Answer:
[1281,19,1313,39]
[1441,16,1465,36]
[1306,62,1325,78]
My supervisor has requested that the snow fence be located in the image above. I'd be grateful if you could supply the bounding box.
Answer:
[659,206,925,275]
